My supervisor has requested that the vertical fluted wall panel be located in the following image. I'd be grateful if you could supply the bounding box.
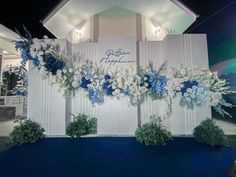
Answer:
[139,35,211,134]
[71,43,99,120]
[28,40,69,135]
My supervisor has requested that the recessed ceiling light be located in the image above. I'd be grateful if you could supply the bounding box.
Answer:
[3,50,8,54]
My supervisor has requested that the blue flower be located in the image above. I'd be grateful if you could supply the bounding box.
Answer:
[44,55,65,75]
[142,74,151,88]
[148,73,167,96]
[80,77,91,89]
[181,81,198,94]
[180,83,208,108]
[123,87,132,96]
[102,81,114,96]
[88,89,104,105]
[104,74,111,81]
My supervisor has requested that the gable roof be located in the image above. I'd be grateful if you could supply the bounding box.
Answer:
[42,0,197,38]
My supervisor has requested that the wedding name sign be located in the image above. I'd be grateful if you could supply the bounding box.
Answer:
[100,48,135,66]
[98,37,136,71]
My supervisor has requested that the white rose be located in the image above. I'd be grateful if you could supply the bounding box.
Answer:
[180,69,186,75]
[211,100,219,107]
[63,68,67,73]
[69,68,73,73]
[72,81,79,88]
[187,88,192,93]
[38,51,44,56]
[213,92,222,100]
[73,75,79,81]
[40,61,45,66]
[38,56,43,62]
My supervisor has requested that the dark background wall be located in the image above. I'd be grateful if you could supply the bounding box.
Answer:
[182,0,236,121]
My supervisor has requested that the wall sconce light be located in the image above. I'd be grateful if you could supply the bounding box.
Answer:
[3,50,8,54]
[75,29,82,37]
[155,26,161,35]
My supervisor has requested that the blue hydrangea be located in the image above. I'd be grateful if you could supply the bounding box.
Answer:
[104,74,111,81]
[102,75,114,96]
[180,81,208,108]
[143,71,167,99]
[80,77,91,89]
[88,88,103,105]
[44,55,64,75]
[123,87,132,96]
[181,81,198,94]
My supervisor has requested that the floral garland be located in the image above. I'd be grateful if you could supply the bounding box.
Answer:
[166,66,234,117]
[14,30,234,117]
[2,65,28,96]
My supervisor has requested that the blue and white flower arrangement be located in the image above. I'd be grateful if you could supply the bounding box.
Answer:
[141,63,168,100]
[179,81,208,108]
[168,66,235,116]
[14,30,235,116]
[2,65,28,96]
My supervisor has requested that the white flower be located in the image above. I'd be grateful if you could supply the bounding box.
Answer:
[38,51,44,56]
[72,81,79,88]
[187,88,192,93]
[69,68,73,73]
[211,100,219,106]
[38,56,43,62]
[40,61,45,66]
[180,69,186,75]
[212,92,222,100]
[63,68,67,73]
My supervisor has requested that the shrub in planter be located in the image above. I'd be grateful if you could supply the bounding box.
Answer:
[9,120,45,145]
[193,118,225,146]
[66,114,97,138]
[135,118,172,146]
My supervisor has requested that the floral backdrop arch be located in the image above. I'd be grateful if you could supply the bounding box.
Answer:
[14,29,235,117]
[2,65,28,96]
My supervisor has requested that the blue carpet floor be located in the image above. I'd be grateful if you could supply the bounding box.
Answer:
[0,137,235,177]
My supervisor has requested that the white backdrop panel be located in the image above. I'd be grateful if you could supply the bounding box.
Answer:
[139,34,211,135]
[71,37,138,135]
[28,39,70,135]
[28,34,211,136]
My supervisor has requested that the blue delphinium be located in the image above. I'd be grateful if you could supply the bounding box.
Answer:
[14,28,33,67]
[102,74,114,96]
[88,88,104,105]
